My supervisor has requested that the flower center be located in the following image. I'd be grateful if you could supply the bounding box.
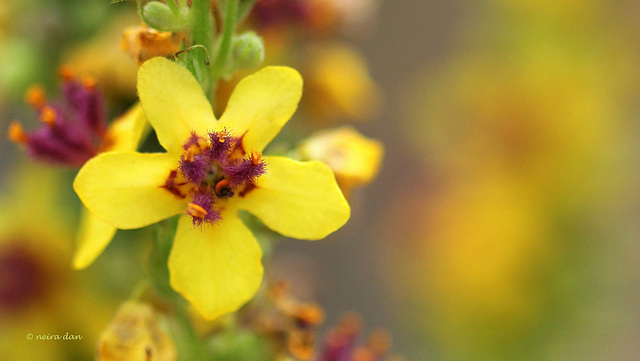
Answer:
[163,130,266,227]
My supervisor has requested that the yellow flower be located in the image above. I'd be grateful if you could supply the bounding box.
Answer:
[74,57,350,320]
[296,126,383,196]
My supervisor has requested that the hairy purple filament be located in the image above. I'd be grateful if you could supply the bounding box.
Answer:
[177,130,266,227]
[10,74,107,167]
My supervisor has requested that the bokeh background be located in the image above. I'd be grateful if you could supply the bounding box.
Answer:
[3,0,640,360]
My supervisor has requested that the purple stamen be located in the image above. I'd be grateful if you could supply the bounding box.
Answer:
[179,153,210,185]
[62,78,107,136]
[172,129,268,228]
[223,157,267,188]
[12,75,109,167]
[188,191,221,227]
[26,128,95,166]
[207,130,233,162]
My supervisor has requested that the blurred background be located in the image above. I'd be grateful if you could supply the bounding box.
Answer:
[3,0,640,360]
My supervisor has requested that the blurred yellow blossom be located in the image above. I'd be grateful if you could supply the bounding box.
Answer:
[74,58,350,320]
[296,126,383,195]
[303,43,381,121]
[411,175,552,359]
[96,302,177,361]
[404,45,627,205]
[390,11,636,359]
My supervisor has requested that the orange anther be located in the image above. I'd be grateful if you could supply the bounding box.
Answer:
[295,304,324,325]
[58,66,74,81]
[215,179,230,194]
[25,85,46,108]
[214,131,227,143]
[40,106,57,126]
[183,147,196,162]
[251,150,262,166]
[82,77,96,90]
[186,203,208,219]
[8,121,28,144]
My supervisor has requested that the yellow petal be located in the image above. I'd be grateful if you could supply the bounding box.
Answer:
[138,57,216,152]
[297,126,384,194]
[104,103,149,152]
[236,156,350,240]
[72,207,117,269]
[74,151,186,229]
[218,66,302,152]
[169,213,263,320]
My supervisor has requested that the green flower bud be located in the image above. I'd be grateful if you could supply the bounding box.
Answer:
[142,1,186,32]
[231,32,265,70]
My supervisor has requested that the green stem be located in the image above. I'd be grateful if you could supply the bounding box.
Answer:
[147,217,213,361]
[211,0,238,86]
[189,0,213,96]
